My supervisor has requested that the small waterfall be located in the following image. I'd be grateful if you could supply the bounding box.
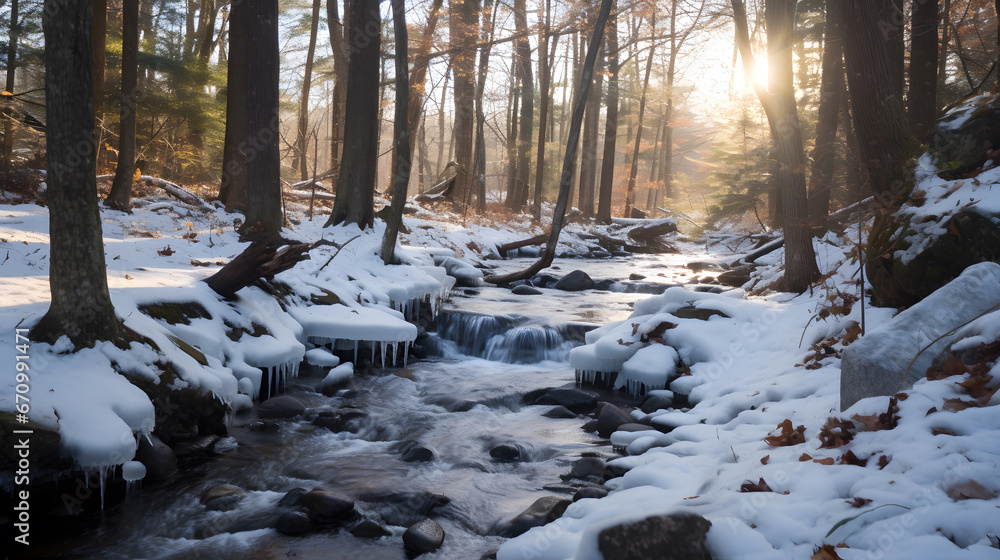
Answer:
[434,312,579,364]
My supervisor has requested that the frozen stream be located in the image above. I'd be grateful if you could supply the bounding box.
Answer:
[52,251,718,560]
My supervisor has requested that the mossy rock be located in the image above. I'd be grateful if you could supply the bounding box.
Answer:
[168,335,209,366]
[0,412,70,475]
[867,210,1000,307]
[310,288,341,306]
[225,322,271,342]
[139,301,211,325]
[930,95,1000,179]
[125,362,229,445]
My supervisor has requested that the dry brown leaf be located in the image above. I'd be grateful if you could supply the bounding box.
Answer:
[877,455,889,469]
[157,245,175,257]
[740,478,773,493]
[946,480,997,501]
[765,419,806,447]
[931,427,957,436]
[852,397,899,432]
[813,457,835,465]
[838,450,868,467]
[818,417,856,448]
[943,398,981,412]
[846,497,872,508]
[812,544,843,560]
[760,455,769,465]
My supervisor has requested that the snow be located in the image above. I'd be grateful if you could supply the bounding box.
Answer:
[0,195,455,480]
[305,347,340,367]
[320,363,354,392]
[500,153,1000,559]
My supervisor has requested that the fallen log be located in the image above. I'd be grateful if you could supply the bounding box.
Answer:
[98,174,213,211]
[498,233,549,256]
[591,231,677,254]
[204,241,312,298]
[626,218,678,241]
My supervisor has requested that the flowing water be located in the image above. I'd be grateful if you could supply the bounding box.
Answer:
[49,252,717,560]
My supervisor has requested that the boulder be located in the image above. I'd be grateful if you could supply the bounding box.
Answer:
[258,395,306,419]
[717,266,753,287]
[597,404,633,438]
[403,518,446,554]
[278,488,308,508]
[351,519,392,538]
[529,273,559,288]
[542,406,577,419]
[673,306,730,320]
[275,510,314,535]
[303,489,355,522]
[489,444,522,462]
[841,262,1000,409]
[930,95,1000,179]
[135,435,177,480]
[511,285,543,296]
[248,420,280,433]
[568,457,606,481]
[614,423,657,433]
[554,270,596,291]
[573,487,610,501]
[629,273,646,280]
[401,445,437,463]
[201,484,247,511]
[640,392,674,413]
[533,388,598,414]
[597,513,713,560]
[501,496,571,537]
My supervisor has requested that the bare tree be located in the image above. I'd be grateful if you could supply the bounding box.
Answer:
[105,0,140,212]
[381,0,410,264]
[597,3,619,224]
[296,0,322,180]
[807,0,844,223]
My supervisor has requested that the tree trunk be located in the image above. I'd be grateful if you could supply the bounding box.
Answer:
[624,34,655,219]
[841,0,919,201]
[471,0,496,211]
[33,0,125,347]
[533,0,556,220]
[298,0,322,181]
[937,0,950,108]
[197,0,219,60]
[578,42,603,218]
[509,0,534,210]
[597,5,619,224]
[381,0,410,264]
[450,0,479,206]
[219,0,247,210]
[327,0,349,186]
[908,0,938,140]
[807,0,844,224]
[486,0,613,284]
[732,0,819,292]
[325,0,381,228]
[2,0,19,165]
[239,0,283,239]
[437,69,449,171]
[405,0,445,154]
[92,0,107,117]
[106,0,140,212]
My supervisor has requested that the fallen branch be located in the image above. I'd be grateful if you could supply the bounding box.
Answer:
[591,231,677,254]
[98,174,213,211]
[498,233,549,256]
[204,241,314,298]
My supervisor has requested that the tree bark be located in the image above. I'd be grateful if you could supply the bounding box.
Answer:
[732,0,819,292]
[841,0,919,201]
[92,0,106,117]
[450,0,479,206]
[33,0,125,347]
[106,0,140,212]
[239,0,283,239]
[197,0,219,60]
[471,0,497,210]
[405,0,444,153]
[486,0,613,284]
[908,0,938,140]
[508,0,534,210]
[381,0,410,264]
[325,0,381,228]
[807,0,844,224]
[327,0,349,185]
[219,0,247,210]
[533,0,556,220]
[205,242,312,299]
[624,34,655,219]
[297,0,322,181]
[2,0,19,165]
[579,41,603,219]
[597,5,619,224]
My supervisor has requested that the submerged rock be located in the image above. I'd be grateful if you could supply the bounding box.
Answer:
[533,388,598,414]
[554,270,596,291]
[568,457,606,481]
[351,519,392,538]
[401,444,437,463]
[275,510,314,535]
[597,403,633,438]
[278,488,308,508]
[542,405,578,419]
[258,395,306,419]
[500,496,571,537]
[597,513,713,560]
[489,444,522,462]
[403,518,446,554]
[303,489,355,522]
[135,435,177,480]
[511,284,543,296]
[201,484,247,511]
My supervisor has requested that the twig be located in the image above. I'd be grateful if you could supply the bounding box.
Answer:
[316,235,362,272]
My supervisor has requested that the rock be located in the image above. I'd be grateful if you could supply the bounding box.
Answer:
[841,262,1000,409]
[604,461,631,479]
[569,457,606,481]
[248,420,281,433]
[554,270,596,291]
[278,488,308,508]
[403,518,446,554]
[573,487,609,501]
[640,392,674,413]
[489,444,522,462]
[581,419,600,432]
[135,435,177,480]
[275,510,314,535]
[511,284,543,296]
[502,496,571,537]
[351,519,392,538]
[436,256,484,287]
[629,273,646,280]
[614,423,656,433]
[542,405,577,419]
[529,273,559,288]
[313,409,367,433]
[673,306,729,320]
[303,489,355,523]
[401,445,437,463]
[201,484,247,511]
[597,403,633,438]
[173,434,221,457]
[618,282,671,294]
[597,513,712,560]
[692,285,724,293]
[868,210,1000,307]
[717,266,753,287]
[930,95,1000,179]
[258,395,306,419]
[533,388,598,414]
[593,279,616,291]
[685,261,724,272]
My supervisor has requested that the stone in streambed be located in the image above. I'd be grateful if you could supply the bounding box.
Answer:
[351,519,392,538]
[533,388,598,414]
[403,518,446,554]
[489,444,522,462]
[401,445,437,463]
[278,487,308,507]
[511,284,543,295]
[135,435,177,481]
[597,403,633,438]
[258,395,306,419]
[303,489,355,522]
[554,270,596,291]
[573,487,610,501]
[201,484,247,511]
[275,510,314,535]
[597,513,712,560]
[500,496,571,537]
[568,457,606,481]
[542,405,577,419]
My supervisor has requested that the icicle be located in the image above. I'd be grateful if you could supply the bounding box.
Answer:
[380,341,387,367]
[353,340,359,365]
[371,342,376,365]
[403,341,410,367]
[99,465,108,509]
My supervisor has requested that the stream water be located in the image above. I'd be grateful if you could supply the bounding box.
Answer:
[49,252,718,560]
